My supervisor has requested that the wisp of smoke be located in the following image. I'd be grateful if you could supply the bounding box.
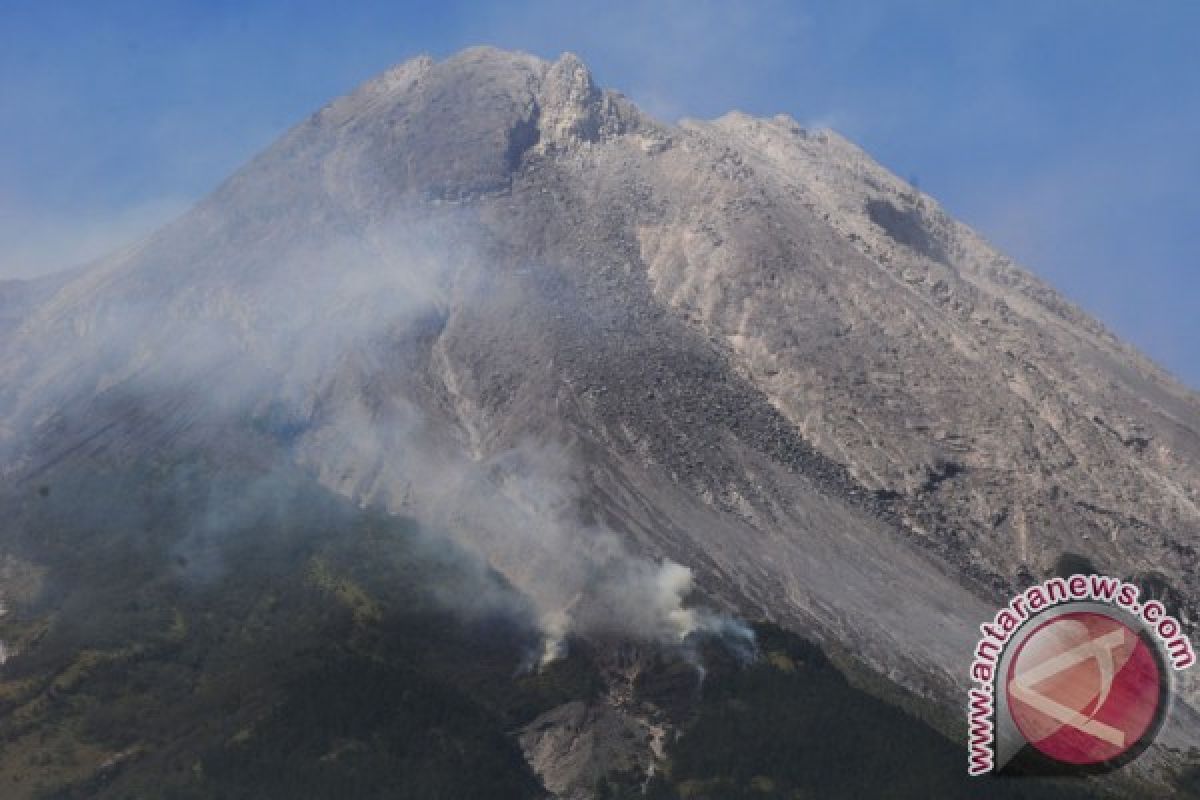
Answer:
[0,209,755,665]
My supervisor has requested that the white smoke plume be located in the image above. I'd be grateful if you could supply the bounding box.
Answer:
[0,208,753,661]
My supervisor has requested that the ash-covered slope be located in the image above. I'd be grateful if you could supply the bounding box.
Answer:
[0,47,1197,793]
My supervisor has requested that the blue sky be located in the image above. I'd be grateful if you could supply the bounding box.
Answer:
[1,1,1197,386]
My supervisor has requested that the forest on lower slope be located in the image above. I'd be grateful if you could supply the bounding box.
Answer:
[0,454,1189,799]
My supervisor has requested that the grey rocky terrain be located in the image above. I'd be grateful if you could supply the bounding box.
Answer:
[0,47,1196,796]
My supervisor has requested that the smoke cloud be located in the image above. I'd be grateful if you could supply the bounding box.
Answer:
[0,206,751,663]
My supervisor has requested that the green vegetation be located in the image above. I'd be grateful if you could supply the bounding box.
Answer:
[640,624,1107,800]
[0,455,1187,798]
[0,456,594,799]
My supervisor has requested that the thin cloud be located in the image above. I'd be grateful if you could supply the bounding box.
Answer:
[0,195,193,280]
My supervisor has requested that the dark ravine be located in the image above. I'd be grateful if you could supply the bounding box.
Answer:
[0,47,1196,797]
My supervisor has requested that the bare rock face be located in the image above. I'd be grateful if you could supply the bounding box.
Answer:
[0,47,1196,792]
[519,701,653,799]
[645,111,1200,603]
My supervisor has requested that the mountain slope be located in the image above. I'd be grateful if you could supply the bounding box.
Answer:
[0,47,1196,795]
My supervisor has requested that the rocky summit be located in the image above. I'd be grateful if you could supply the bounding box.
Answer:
[0,47,1196,798]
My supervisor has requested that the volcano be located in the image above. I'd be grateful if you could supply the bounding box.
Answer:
[0,47,1195,798]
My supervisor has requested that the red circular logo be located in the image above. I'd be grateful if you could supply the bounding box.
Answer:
[1005,611,1162,765]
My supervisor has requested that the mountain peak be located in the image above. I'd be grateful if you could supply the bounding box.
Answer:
[3,43,1198,795]
[222,47,650,215]
[536,51,638,151]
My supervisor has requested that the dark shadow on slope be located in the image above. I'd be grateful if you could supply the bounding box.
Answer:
[866,198,950,265]
[630,623,1127,800]
[0,456,599,799]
